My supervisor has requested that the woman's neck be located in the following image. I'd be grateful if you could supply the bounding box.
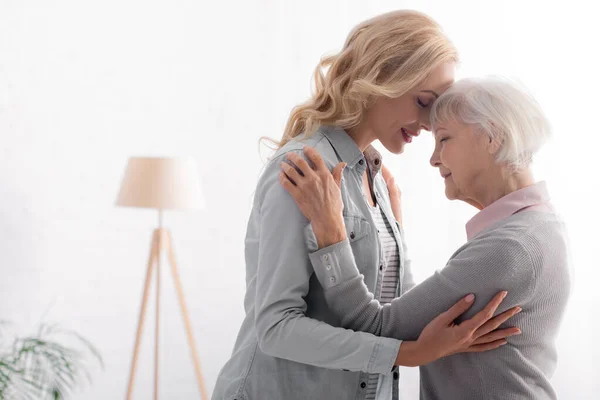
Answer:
[469,168,536,209]
[346,122,376,152]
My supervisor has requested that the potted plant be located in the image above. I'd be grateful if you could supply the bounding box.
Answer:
[0,322,103,399]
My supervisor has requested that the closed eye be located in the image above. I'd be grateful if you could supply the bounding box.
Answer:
[440,137,449,143]
[417,97,429,108]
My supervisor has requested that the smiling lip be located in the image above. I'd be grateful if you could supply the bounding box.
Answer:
[401,128,418,143]
[403,128,419,137]
[442,173,452,179]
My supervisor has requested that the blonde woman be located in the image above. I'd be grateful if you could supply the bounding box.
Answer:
[279,77,570,399]
[212,11,520,400]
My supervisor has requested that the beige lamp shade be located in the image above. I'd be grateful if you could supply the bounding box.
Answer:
[116,157,205,210]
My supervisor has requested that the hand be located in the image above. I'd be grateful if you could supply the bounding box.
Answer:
[279,147,347,248]
[381,164,402,226]
[395,291,522,367]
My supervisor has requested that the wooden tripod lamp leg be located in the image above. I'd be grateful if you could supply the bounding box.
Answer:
[154,229,162,400]
[166,231,209,400]
[126,230,159,400]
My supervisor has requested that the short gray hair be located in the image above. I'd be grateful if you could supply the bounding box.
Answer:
[430,76,551,171]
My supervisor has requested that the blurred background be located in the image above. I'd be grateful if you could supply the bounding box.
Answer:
[1,0,598,398]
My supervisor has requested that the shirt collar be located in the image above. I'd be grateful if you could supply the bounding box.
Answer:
[320,125,382,177]
[465,181,551,240]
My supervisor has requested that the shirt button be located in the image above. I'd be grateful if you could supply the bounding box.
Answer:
[393,371,399,380]
[379,265,383,271]
[376,192,381,198]
[359,159,364,165]
[329,276,336,284]
[374,158,380,165]
[326,265,332,271]
[350,231,356,239]
[360,382,366,389]
[324,255,329,261]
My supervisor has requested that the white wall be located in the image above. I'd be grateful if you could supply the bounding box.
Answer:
[1,1,598,399]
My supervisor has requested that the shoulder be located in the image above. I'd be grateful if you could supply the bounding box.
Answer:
[269,129,337,166]
[493,211,568,264]
[255,128,337,205]
[463,211,569,278]
[458,230,533,267]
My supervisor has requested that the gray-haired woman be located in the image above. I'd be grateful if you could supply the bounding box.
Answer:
[280,76,571,399]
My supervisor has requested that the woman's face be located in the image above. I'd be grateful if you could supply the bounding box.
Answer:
[363,62,455,154]
[429,119,498,202]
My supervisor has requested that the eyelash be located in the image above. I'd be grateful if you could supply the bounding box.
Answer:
[417,97,429,108]
[440,137,449,143]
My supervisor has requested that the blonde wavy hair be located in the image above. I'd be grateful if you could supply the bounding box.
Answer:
[268,10,458,149]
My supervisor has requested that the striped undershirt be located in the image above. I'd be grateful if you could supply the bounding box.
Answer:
[365,202,400,400]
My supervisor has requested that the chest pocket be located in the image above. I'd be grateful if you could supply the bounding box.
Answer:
[303,214,371,261]
[342,214,374,276]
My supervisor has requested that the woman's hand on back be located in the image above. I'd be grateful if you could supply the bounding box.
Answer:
[279,147,347,248]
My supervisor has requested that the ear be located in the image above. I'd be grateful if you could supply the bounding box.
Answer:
[486,122,502,155]
[488,136,502,155]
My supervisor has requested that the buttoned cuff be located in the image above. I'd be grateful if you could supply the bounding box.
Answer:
[367,336,402,374]
[309,239,361,288]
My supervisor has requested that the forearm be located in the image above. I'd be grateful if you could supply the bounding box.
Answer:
[255,308,400,373]
[309,235,535,341]
[310,240,394,337]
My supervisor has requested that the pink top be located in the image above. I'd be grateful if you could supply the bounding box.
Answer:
[466,181,554,240]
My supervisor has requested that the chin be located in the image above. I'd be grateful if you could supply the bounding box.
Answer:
[382,140,405,155]
[444,186,458,200]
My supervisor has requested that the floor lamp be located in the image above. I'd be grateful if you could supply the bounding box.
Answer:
[116,157,208,400]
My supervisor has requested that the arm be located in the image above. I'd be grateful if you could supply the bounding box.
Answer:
[309,233,534,340]
[279,146,522,366]
[253,150,400,374]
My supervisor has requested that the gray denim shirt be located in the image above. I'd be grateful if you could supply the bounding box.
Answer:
[212,126,415,400]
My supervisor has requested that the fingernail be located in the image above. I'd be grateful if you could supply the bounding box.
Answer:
[515,307,522,314]
[514,329,522,335]
[500,341,508,346]
[502,291,508,299]
[465,294,475,303]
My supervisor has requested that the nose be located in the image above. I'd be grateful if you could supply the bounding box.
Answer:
[430,146,440,168]
[421,120,432,132]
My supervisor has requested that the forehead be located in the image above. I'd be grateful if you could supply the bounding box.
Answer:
[418,62,455,94]
[432,119,462,136]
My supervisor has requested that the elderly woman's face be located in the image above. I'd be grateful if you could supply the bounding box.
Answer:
[430,119,497,201]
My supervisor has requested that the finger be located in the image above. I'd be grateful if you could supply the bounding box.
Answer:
[473,328,521,345]
[474,306,522,339]
[437,294,476,325]
[279,172,299,197]
[332,162,346,188]
[462,339,508,353]
[303,146,327,172]
[286,152,314,177]
[280,162,303,186]
[381,165,393,185]
[460,291,508,332]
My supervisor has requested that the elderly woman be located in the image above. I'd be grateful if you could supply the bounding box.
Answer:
[279,76,571,399]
